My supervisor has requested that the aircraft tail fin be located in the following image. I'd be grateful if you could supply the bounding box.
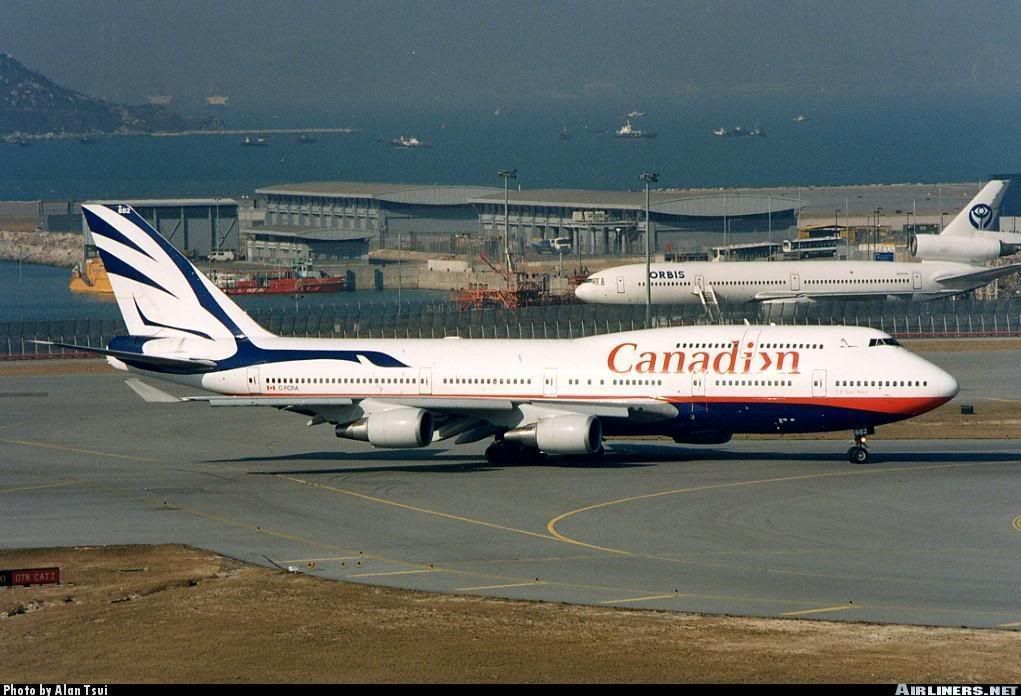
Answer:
[939,180,1008,236]
[81,204,273,342]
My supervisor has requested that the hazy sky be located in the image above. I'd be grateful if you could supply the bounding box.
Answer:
[4,0,1021,116]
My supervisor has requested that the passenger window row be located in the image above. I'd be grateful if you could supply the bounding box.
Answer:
[268,377,421,385]
[837,379,927,387]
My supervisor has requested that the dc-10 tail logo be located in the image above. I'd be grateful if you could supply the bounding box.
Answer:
[969,203,993,230]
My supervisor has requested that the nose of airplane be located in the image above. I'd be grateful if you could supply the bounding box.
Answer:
[575,280,595,303]
[935,366,960,400]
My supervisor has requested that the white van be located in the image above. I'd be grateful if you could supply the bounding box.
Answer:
[550,237,572,252]
[208,250,236,262]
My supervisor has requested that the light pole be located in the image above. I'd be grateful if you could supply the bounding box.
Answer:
[498,168,517,275]
[640,172,658,328]
[873,207,883,258]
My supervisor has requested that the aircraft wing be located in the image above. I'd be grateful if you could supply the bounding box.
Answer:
[932,262,1021,289]
[209,394,676,422]
[751,291,912,303]
[122,379,677,425]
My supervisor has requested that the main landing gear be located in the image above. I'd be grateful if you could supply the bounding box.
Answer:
[847,428,871,464]
[485,438,545,465]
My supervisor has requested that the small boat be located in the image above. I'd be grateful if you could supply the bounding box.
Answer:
[713,125,765,137]
[615,119,656,139]
[78,135,97,144]
[558,126,571,140]
[241,136,268,147]
[297,134,317,144]
[793,114,809,123]
[390,135,430,148]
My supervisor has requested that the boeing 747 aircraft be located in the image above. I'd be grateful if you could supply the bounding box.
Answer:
[51,204,959,464]
[576,180,1021,306]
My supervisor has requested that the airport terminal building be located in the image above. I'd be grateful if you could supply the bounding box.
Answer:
[81,198,240,259]
[254,181,802,260]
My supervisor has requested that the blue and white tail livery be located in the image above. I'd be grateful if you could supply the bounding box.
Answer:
[910,179,1021,262]
[74,203,959,465]
[577,180,1021,307]
[82,203,272,347]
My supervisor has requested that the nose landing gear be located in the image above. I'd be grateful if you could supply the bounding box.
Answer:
[847,427,872,464]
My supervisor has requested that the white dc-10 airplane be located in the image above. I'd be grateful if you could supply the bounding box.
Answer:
[50,204,959,464]
[575,180,1021,306]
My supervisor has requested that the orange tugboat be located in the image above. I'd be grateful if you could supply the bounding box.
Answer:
[69,257,113,294]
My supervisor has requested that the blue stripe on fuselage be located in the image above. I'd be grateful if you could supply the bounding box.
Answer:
[220,338,410,370]
[106,335,410,374]
[605,400,898,437]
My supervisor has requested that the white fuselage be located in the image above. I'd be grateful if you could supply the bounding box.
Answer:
[575,260,991,305]
[117,325,957,437]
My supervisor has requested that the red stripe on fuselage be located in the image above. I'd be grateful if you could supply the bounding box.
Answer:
[228,391,951,417]
[666,394,953,416]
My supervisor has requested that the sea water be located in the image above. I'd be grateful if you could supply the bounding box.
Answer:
[2,96,1019,202]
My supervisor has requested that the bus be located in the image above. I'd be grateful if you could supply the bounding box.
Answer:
[782,235,843,259]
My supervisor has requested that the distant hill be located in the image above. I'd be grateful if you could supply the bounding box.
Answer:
[0,53,224,136]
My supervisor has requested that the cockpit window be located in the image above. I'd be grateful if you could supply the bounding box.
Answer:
[868,337,901,347]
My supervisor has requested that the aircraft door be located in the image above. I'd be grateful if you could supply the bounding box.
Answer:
[543,368,558,397]
[691,373,706,398]
[419,368,432,395]
[694,274,705,293]
[740,328,760,355]
[790,273,801,291]
[246,366,260,395]
[913,272,922,290]
[812,369,827,397]
[616,276,625,294]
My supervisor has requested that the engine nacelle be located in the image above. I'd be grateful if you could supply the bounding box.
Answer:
[335,407,434,448]
[672,430,733,445]
[910,234,1007,263]
[503,414,602,455]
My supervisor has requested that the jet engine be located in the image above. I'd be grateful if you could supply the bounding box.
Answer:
[910,234,1016,264]
[335,407,434,448]
[503,414,602,455]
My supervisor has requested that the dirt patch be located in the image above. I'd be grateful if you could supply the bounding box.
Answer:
[0,545,1018,683]
[0,358,110,376]
[904,337,1021,352]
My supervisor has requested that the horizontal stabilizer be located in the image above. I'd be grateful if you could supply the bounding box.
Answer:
[124,378,183,403]
[934,262,1021,289]
[30,340,218,372]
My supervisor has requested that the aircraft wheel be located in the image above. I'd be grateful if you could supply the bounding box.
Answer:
[485,441,511,464]
[847,446,869,465]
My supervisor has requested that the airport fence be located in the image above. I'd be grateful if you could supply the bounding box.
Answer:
[4,297,1021,359]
